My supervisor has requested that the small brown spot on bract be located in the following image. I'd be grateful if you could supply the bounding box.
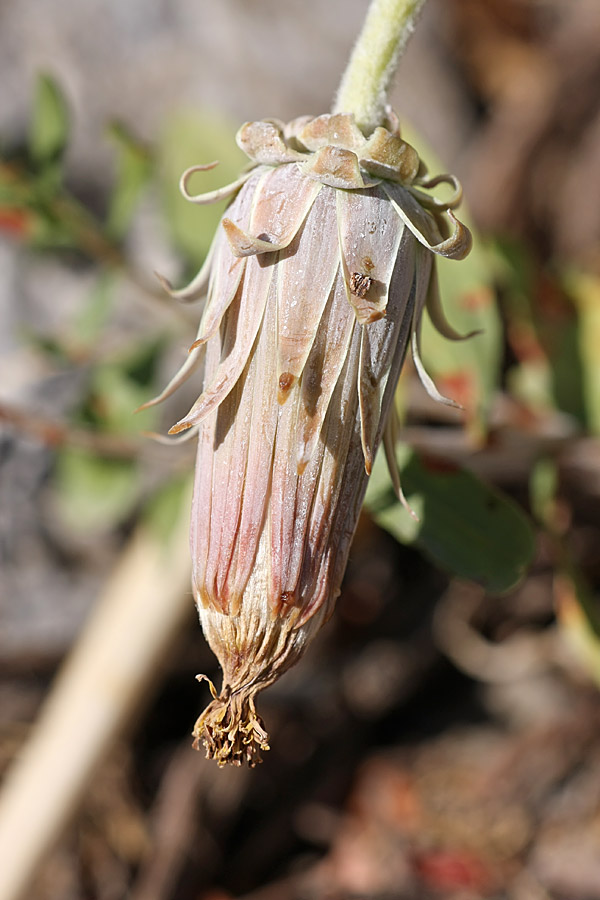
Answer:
[278,372,295,404]
[362,256,375,272]
[279,372,294,392]
[350,272,373,298]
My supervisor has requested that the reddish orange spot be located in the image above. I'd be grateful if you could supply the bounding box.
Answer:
[460,287,493,312]
[413,850,495,893]
[0,207,32,239]
[43,424,66,448]
[437,370,476,412]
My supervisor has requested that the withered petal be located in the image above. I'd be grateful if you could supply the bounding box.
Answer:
[180,162,258,205]
[188,256,245,351]
[268,376,311,615]
[425,262,481,342]
[221,219,293,257]
[408,244,461,409]
[358,328,378,474]
[382,407,419,520]
[296,326,364,627]
[411,314,463,410]
[137,343,205,412]
[276,185,340,398]
[201,283,279,615]
[357,230,417,471]
[384,184,472,260]
[237,120,304,165]
[168,253,275,433]
[302,146,375,190]
[223,166,322,257]
[204,359,254,614]
[157,168,263,302]
[154,238,215,303]
[227,293,279,607]
[410,172,463,210]
[297,113,366,152]
[295,272,356,471]
[359,127,420,184]
[191,335,222,608]
[142,426,199,445]
[337,186,405,324]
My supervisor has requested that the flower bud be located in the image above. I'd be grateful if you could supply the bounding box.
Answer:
[147,111,471,765]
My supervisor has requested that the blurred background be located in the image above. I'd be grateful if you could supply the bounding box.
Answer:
[1,1,600,898]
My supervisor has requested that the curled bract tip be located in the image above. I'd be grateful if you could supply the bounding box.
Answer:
[180,163,256,206]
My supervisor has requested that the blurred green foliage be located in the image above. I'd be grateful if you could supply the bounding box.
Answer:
[366,444,535,594]
[105,122,154,241]
[407,127,503,441]
[157,111,246,268]
[29,73,70,171]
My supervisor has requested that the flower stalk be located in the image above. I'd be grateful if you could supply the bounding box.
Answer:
[334,0,429,132]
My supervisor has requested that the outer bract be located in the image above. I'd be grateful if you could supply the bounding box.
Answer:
[147,111,472,765]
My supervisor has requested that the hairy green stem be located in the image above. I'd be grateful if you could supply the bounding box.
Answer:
[333,0,428,133]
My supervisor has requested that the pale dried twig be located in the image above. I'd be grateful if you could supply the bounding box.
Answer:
[0,492,193,900]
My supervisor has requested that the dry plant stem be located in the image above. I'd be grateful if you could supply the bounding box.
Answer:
[0,503,192,900]
[49,192,184,314]
[0,160,182,316]
[0,399,142,458]
[333,0,428,132]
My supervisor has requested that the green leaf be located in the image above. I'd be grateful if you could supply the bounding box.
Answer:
[563,269,600,435]
[105,121,154,240]
[82,339,164,435]
[52,341,165,534]
[143,474,192,542]
[71,272,117,347]
[365,445,535,593]
[497,241,588,427]
[529,455,600,688]
[29,74,70,168]
[54,449,141,533]
[529,457,559,529]
[156,110,246,268]
[427,242,502,440]
[556,571,600,689]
